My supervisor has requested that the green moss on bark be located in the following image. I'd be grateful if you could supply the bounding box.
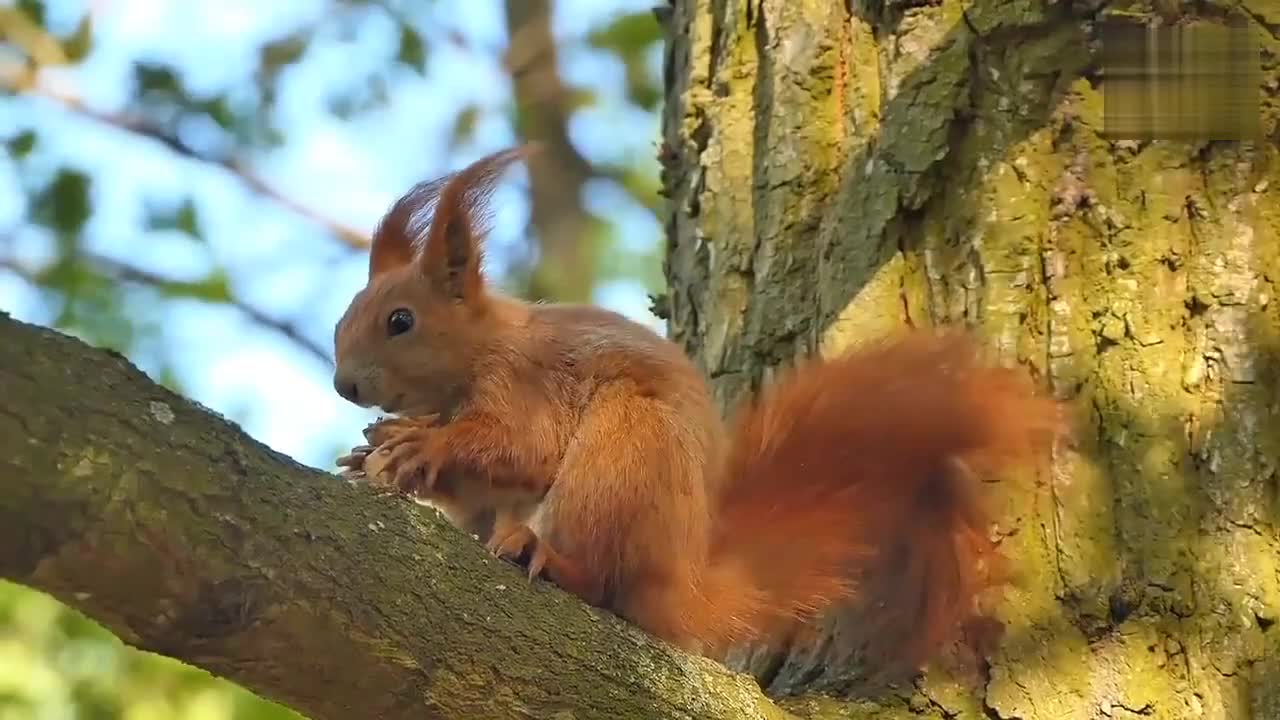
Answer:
[663,0,1280,717]
[0,313,800,720]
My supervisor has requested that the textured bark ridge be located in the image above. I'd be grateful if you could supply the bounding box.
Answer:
[0,313,793,720]
[661,0,1280,718]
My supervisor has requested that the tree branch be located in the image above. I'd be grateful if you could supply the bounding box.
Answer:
[0,312,792,720]
[86,252,333,366]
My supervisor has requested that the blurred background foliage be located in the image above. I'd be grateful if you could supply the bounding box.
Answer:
[0,0,666,716]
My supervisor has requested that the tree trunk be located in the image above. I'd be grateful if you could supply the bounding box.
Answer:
[661,1,1280,718]
[0,313,792,720]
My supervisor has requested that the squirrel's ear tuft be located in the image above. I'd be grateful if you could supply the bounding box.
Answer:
[420,144,539,301]
[367,175,451,281]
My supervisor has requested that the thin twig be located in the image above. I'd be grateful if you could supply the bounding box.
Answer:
[0,254,333,366]
[0,66,370,250]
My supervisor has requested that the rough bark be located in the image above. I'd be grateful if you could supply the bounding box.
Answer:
[0,312,792,720]
[662,0,1280,718]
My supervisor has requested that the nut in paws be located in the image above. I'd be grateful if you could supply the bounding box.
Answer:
[363,414,441,447]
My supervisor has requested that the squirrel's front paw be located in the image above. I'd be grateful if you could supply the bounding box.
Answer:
[335,444,376,483]
[368,424,449,495]
[486,523,548,581]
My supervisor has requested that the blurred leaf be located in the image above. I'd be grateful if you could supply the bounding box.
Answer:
[450,104,481,144]
[565,87,598,112]
[603,163,662,214]
[396,25,428,73]
[134,62,183,97]
[163,270,231,303]
[31,169,91,236]
[15,0,45,25]
[1,582,305,719]
[154,369,182,395]
[41,260,134,352]
[145,197,202,239]
[260,32,309,70]
[5,129,37,159]
[587,12,663,111]
[69,683,120,720]
[328,95,357,120]
[195,96,237,131]
[586,12,662,57]
[259,124,288,148]
[62,14,93,62]
[625,66,661,111]
[0,694,35,714]
[255,32,310,142]
[326,75,390,119]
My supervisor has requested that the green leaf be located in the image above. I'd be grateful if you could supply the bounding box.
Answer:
[62,14,93,61]
[174,200,200,237]
[396,25,428,73]
[450,105,481,144]
[260,32,309,70]
[625,65,661,111]
[145,197,202,239]
[195,96,236,130]
[604,164,662,214]
[133,62,183,97]
[167,270,231,303]
[42,259,135,353]
[587,12,663,111]
[5,130,37,158]
[628,81,661,111]
[15,0,45,25]
[586,12,661,57]
[31,169,92,236]
[328,95,357,120]
[153,365,184,394]
[325,76,390,119]
[565,87,599,111]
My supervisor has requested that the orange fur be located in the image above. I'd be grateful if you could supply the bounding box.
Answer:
[332,146,1068,677]
[692,333,1063,670]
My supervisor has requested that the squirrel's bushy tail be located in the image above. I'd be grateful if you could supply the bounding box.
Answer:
[688,331,1066,672]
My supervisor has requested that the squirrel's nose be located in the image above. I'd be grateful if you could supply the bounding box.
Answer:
[334,374,360,404]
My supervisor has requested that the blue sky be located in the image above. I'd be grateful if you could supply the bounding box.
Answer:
[0,0,664,469]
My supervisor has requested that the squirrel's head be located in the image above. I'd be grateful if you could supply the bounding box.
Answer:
[332,146,533,417]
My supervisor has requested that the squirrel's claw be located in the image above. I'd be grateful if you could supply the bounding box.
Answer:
[335,445,375,470]
[487,524,547,582]
[378,427,447,495]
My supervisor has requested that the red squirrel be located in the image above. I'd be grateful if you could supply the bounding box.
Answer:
[331,146,1067,674]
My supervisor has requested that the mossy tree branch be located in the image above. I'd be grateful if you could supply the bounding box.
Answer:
[0,312,790,720]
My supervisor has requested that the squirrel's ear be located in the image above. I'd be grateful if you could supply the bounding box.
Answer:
[368,176,451,281]
[420,145,537,301]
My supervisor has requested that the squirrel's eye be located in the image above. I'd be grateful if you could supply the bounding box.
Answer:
[387,308,415,337]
